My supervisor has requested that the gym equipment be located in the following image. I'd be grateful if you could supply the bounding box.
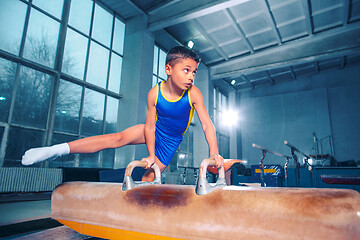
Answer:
[252,143,291,187]
[51,159,360,240]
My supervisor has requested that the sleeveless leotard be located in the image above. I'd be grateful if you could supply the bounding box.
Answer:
[155,81,194,166]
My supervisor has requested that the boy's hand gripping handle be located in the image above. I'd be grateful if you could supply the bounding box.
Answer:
[196,158,226,195]
[122,160,161,191]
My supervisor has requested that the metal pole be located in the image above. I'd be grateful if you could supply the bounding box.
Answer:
[284,157,289,187]
[260,150,266,187]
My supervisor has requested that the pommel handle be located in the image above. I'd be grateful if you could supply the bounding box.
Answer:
[122,160,161,191]
[196,158,226,195]
[124,160,160,177]
[199,158,225,179]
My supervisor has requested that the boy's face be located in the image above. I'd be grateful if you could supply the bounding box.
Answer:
[165,58,198,91]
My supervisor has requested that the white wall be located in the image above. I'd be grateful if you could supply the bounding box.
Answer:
[228,91,239,159]
[328,83,360,162]
[239,63,360,167]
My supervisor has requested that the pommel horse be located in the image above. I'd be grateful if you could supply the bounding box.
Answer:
[52,159,360,239]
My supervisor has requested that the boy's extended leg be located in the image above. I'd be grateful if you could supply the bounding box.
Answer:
[22,124,146,166]
[68,124,145,153]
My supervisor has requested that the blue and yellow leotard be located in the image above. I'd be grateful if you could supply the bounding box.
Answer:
[155,81,194,166]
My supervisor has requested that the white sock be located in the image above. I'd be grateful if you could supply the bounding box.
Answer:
[21,143,70,166]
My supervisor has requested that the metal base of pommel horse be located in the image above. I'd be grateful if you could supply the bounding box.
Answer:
[52,159,360,240]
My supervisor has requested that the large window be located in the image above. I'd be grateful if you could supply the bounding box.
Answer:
[54,80,82,134]
[23,6,60,68]
[12,67,53,129]
[213,88,230,158]
[0,0,27,55]
[152,45,167,87]
[0,0,125,168]
[0,58,16,122]
[213,88,228,130]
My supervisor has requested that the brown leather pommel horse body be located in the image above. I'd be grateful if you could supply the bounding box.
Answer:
[52,159,360,240]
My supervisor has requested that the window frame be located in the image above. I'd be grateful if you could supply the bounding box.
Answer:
[0,0,125,168]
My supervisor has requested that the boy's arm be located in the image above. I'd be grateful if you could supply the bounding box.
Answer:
[142,86,157,168]
[191,86,224,168]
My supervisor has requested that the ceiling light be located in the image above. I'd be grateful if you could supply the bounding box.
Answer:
[231,79,236,85]
[187,40,194,49]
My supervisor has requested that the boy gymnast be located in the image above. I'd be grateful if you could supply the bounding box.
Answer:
[22,46,224,181]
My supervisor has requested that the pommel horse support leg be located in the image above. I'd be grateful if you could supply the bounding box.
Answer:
[52,160,360,240]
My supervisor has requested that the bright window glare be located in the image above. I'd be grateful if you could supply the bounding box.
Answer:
[221,109,239,127]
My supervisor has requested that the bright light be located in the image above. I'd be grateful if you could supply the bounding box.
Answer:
[231,79,236,85]
[221,109,239,128]
[304,157,313,165]
[61,110,67,114]
[179,153,186,159]
[187,40,194,49]
[0,96,6,101]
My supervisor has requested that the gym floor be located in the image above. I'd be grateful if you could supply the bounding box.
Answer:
[0,192,102,239]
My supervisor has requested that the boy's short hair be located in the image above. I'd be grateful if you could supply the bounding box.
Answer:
[166,46,200,66]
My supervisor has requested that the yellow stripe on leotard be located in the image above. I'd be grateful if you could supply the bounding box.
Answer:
[160,81,186,102]
[182,86,194,135]
[155,83,160,121]
[155,83,159,107]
